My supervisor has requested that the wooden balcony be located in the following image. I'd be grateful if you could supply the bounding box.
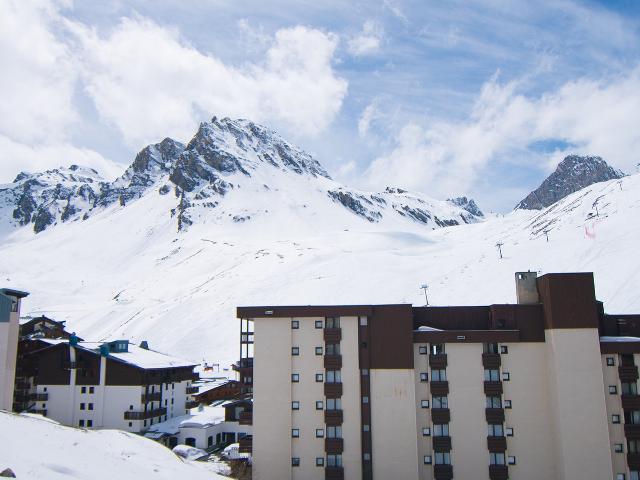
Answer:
[619,365,639,382]
[431,408,450,424]
[325,466,344,480]
[29,392,48,401]
[239,410,253,425]
[430,381,449,396]
[324,382,343,398]
[622,395,640,410]
[429,354,447,369]
[628,453,640,470]
[487,435,507,452]
[482,353,502,368]
[432,436,452,452]
[433,464,453,480]
[325,438,344,454]
[141,392,161,403]
[325,409,343,425]
[124,407,167,420]
[324,354,342,370]
[185,400,199,409]
[484,381,503,396]
[485,408,505,423]
[15,382,31,390]
[626,425,640,439]
[489,464,509,480]
[324,328,342,343]
[186,386,199,394]
[238,435,252,453]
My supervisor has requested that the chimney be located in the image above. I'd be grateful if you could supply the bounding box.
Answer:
[515,271,539,304]
[139,340,149,350]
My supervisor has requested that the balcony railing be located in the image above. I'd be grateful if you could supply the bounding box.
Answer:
[489,465,509,480]
[484,381,503,396]
[432,436,452,451]
[15,382,31,390]
[485,408,505,423]
[325,466,344,480]
[324,409,343,426]
[185,400,199,409]
[124,407,167,420]
[239,411,253,425]
[238,435,252,453]
[29,393,48,401]
[482,353,502,368]
[487,435,507,452]
[323,328,342,343]
[430,381,449,396]
[325,438,344,454]
[619,365,639,381]
[622,395,640,410]
[324,382,343,398]
[324,354,342,370]
[429,354,447,369]
[186,386,199,394]
[431,408,450,424]
[625,424,640,439]
[141,392,161,403]
[433,464,453,480]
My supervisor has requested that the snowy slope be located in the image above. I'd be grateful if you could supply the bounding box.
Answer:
[0,412,225,480]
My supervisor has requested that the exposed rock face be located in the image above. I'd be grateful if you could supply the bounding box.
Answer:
[515,155,624,210]
[447,196,484,217]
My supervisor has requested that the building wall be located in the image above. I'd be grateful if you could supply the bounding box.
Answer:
[340,316,362,480]
[179,421,252,450]
[0,306,20,410]
[370,368,419,479]
[601,353,626,479]
[414,345,432,480]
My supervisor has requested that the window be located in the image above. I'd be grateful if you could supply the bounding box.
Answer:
[623,382,638,395]
[363,424,370,432]
[315,373,324,382]
[292,457,300,466]
[316,429,325,438]
[315,320,323,329]
[431,344,445,355]
[420,400,430,408]
[292,374,300,382]
[291,320,299,329]
[422,427,431,436]
[81,387,86,394]
[486,396,502,408]
[325,317,340,329]
[362,396,369,404]
[419,346,428,354]
[87,420,93,427]
[632,472,640,480]
[362,369,369,376]
[44,387,47,392]
[316,457,324,467]
[326,454,342,467]
[610,385,619,394]
[500,345,508,354]
[292,347,300,356]
[326,343,340,355]
[488,424,504,437]
[431,369,446,381]
[504,400,512,409]
[420,372,428,382]
[165,384,168,390]
[361,341,368,349]
[629,440,640,453]
[360,316,368,326]
[80,403,85,410]
[292,401,300,410]
[326,398,342,410]
[88,403,94,410]
[424,455,432,465]
[484,369,500,381]
[506,427,514,437]
[502,372,510,381]
[622,354,635,366]
[508,456,516,465]
[433,424,449,437]
[326,370,341,383]
[363,453,371,461]
[435,452,450,465]
[432,396,448,409]
[327,426,342,438]
[607,356,616,366]
[316,401,324,410]
[626,411,640,425]
[315,346,323,355]
[128,422,132,427]
[618,475,627,480]
[89,387,94,394]
[490,453,505,465]
[615,443,624,453]
[613,414,621,424]
[484,342,499,354]
[79,420,85,427]
[292,429,300,438]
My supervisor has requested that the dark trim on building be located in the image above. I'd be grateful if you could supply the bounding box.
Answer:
[237,305,374,318]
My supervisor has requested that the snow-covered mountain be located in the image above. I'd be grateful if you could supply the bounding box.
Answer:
[0,118,638,369]
[515,154,624,210]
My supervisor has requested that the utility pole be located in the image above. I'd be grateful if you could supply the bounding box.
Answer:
[543,230,550,242]
[618,180,623,191]
[420,284,429,306]
[495,242,504,259]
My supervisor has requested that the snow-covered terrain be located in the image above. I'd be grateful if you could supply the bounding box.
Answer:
[0,118,638,368]
[0,412,225,479]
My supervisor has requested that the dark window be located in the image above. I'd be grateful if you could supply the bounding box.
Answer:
[435,452,450,465]
[327,426,342,438]
[484,369,500,381]
[315,373,323,382]
[629,440,640,453]
[185,438,196,447]
[88,403,93,410]
[623,382,638,395]
[292,374,300,382]
[625,411,640,425]
[315,320,323,329]
[292,347,300,356]
[622,354,635,366]
[79,420,84,427]
[419,346,428,354]
[431,369,446,381]
[325,317,340,329]
[292,429,300,438]
[490,453,505,465]
[431,344,445,355]
[486,396,502,408]
[488,424,503,436]
[315,346,323,355]
[607,357,616,366]
[81,387,86,394]
[128,422,132,427]
[80,403,85,410]
[420,372,428,382]
[316,429,324,438]
[615,443,624,453]
[500,345,509,354]
[87,420,93,427]
[316,457,324,467]
[432,396,448,408]
[326,344,340,355]
[292,401,300,410]
[433,424,449,436]
[292,457,300,466]
[89,387,94,394]
[361,341,368,349]
[316,401,324,410]
[291,320,299,329]
[610,386,618,394]
[326,370,341,383]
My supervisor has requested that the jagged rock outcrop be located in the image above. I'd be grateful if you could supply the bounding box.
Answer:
[448,196,483,217]
[515,155,624,210]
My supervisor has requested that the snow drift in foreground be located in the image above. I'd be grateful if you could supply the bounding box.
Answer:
[0,411,225,480]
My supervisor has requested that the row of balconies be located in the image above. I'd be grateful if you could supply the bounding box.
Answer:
[186,386,199,394]
[185,400,199,409]
[141,392,161,403]
[325,466,343,480]
[123,407,167,420]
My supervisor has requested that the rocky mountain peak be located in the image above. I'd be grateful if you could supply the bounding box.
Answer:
[515,154,624,210]
[447,196,484,217]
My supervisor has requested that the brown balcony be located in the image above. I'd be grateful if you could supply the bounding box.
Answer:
[433,464,453,480]
[185,400,199,409]
[238,435,252,453]
[485,408,505,423]
[431,408,450,424]
[626,425,640,439]
[15,382,31,390]
[325,438,344,454]
[619,365,639,381]
[186,386,199,394]
[429,354,448,369]
[29,393,48,401]
[124,407,167,420]
[487,435,507,452]
[141,391,161,403]
[430,381,449,396]
[324,354,342,370]
[325,466,344,480]
[489,464,509,480]
[324,328,342,343]
[628,453,640,470]
[484,381,503,396]
[324,382,343,398]
[622,395,640,410]
[239,410,253,425]
[233,358,254,373]
[325,409,343,425]
[432,436,451,451]
[482,353,502,368]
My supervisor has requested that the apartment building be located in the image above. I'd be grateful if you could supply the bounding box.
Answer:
[236,271,640,480]
[0,288,28,411]
[15,337,200,433]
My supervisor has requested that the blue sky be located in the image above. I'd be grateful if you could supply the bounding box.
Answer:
[2,0,640,212]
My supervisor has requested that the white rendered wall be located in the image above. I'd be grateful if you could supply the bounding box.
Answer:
[0,308,20,410]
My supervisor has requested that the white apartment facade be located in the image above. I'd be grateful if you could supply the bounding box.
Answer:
[0,288,28,411]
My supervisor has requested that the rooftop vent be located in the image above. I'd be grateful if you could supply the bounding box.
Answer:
[139,340,149,350]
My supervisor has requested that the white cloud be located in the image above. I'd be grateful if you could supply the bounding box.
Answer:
[69,18,347,147]
[357,101,381,137]
[383,0,409,25]
[364,67,640,198]
[347,20,383,57]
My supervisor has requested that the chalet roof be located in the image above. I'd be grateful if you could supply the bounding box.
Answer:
[0,288,29,299]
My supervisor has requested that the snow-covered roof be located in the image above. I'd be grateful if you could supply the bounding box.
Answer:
[148,405,225,434]
[600,336,640,343]
[416,326,444,332]
[107,344,197,369]
[194,378,234,395]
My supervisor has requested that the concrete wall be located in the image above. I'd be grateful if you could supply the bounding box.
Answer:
[414,345,432,480]
[0,306,20,410]
[601,353,626,479]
